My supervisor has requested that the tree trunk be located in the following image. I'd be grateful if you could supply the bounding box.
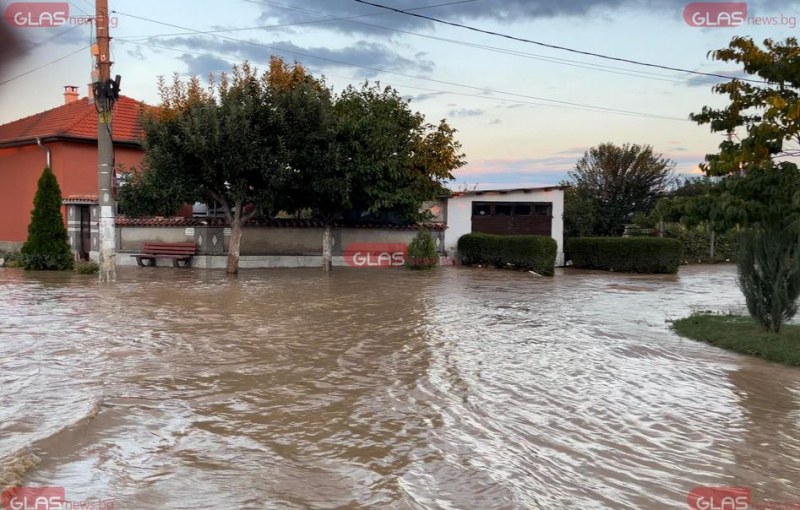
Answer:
[227,202,243,275]
[322,224,332,272]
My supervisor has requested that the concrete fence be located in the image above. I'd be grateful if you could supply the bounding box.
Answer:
[116,223,448,269]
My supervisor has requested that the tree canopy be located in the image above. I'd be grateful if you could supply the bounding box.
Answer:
[564,143,676,236]
[691,37,800,332]
[123,56,465,273]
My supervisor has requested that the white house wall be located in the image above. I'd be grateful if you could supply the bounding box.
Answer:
[444,189,565,266]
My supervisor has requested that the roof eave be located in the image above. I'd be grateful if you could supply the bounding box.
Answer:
[0,134,142,149]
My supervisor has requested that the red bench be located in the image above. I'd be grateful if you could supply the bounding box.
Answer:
[131,242,196,268]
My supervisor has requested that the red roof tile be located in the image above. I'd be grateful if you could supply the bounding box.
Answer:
[116,216,447,230]
[0,96,147,145]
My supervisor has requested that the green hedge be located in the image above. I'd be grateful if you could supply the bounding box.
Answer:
[567,237,683,274]
[662,224,740,263]
[457,233,557,276]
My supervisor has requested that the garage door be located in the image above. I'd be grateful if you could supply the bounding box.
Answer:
[471,202,552,236]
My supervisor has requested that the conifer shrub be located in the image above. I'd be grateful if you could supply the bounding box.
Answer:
[737,226,800,333]
[21,167,74,270]
[406,229,439,269]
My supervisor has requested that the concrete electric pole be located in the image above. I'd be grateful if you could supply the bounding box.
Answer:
[95,0,117,282]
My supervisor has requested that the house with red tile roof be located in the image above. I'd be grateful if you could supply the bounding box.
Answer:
[0,86,147,258]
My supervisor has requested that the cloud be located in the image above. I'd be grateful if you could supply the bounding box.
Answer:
[254,0,689,36]
[16,23,88,55]
[684,68,748,88]
[457,149,706,183]
[160,36,434,77]
[255,0,797,37]
[459,155,579,179]
[405,91,448,102]
[449,108,484,117]
[489,118,502,125]
[177,54,233,76]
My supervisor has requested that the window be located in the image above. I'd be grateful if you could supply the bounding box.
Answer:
[495,205,512,216]
[473,203,491,216]
[513,204,532,216]
[535,204,552,216]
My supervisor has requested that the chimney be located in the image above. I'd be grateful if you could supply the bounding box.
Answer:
[87,83,94,105]
[63,85,79,104]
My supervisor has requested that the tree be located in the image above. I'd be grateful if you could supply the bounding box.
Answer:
[140,63,286,274]
[127,57,464,273]
[266,57,342,272]
[118,166,186,218]
[691,36,800,332]
[274,74,464,271]
[561,185,596,239]
[21,167,73,270]
[566,143,676,236]
[333,83,463,237]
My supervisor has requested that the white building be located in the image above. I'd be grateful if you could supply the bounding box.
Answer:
[443,186,567,266]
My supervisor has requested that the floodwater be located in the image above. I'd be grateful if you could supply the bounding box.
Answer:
[0,264,799,509]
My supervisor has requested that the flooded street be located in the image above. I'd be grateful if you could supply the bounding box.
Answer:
[1,264,799,509]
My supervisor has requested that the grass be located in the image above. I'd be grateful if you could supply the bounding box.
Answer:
[672,313,800,366]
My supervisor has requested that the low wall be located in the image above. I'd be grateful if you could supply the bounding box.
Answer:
[0,241,22,253]
[117,224,446,268]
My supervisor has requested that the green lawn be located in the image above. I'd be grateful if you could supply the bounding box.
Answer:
[672,314,800,366]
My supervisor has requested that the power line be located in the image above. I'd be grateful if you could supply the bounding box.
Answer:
[353,0,763,85]
[244,1,715,86]
[0,45,89,86]
[115,37,686,121]
[120,0,481,41]
[111,11,687,120]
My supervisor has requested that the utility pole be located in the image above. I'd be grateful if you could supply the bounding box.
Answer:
[95,0,117,282]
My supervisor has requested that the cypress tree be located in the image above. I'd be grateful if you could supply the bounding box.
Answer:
[21,167,74,270]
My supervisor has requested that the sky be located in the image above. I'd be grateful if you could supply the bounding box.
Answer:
[1,0,799,189]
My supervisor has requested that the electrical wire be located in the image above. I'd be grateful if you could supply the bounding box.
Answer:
[111,11,688,121]
[115,38,688,121]
[0,45,90,86]
[243,0,719,86]
[352,0,763,85]
[120,0,481,40]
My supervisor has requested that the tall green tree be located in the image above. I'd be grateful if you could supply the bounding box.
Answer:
[566,143,676,236]
[267,57,342,272]
[691,37,800,332]
[140,63,287,274]
[333,83,463,233]
[273,70,464,271]
[21,167,73,270]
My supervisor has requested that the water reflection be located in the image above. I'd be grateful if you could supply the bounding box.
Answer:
[0,264,798,509]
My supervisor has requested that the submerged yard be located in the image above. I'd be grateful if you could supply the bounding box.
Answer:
[0,264,798,508]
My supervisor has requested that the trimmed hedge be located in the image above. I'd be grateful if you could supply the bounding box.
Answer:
[567,237,683,274]
[457,233,557,276]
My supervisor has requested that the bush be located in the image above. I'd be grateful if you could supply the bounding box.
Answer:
[737,225,800,333]
[567,237,683,274]
[21,167,74,271]
[662,224,740,263]
[406,229,439,270]
[457,233,557,276]
[75,260,100,274]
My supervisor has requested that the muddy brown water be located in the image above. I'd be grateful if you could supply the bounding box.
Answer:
[0,265,798,509]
